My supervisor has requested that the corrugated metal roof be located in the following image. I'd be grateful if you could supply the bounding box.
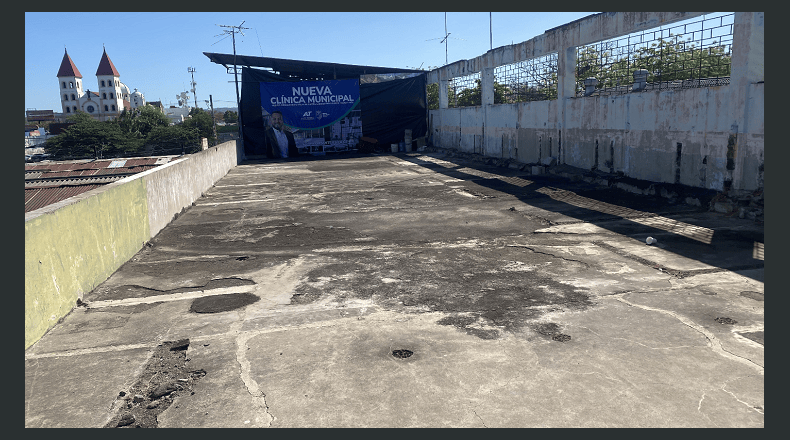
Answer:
[25,185,103,213]
[24,156,175,212]
[25,176,122,188]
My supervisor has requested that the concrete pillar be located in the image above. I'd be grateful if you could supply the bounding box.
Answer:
[556,46,577,164]
[730,12,764,85]
[481,67,495,157]
[557,46,577,101]
[439,79,449,109]
[728,12,764,191]
[481,67,495,106]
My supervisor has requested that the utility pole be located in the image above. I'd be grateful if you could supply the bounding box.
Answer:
[209,95,217,143]
[490,13,493,50]
[216,21,250,144]
[188,67,198,109]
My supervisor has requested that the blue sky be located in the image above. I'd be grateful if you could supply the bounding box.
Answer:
[25,12,597,113]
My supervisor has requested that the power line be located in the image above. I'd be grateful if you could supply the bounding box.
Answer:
[215,21,250,142]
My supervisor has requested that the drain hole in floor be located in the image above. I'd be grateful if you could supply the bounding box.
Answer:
[236,256,249,261]
[190,292,260,314]
[392,349,413,359]
[715,317,738,325]
[552,333,572,342]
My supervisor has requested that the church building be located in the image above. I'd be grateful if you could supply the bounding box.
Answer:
[56,47,146,121]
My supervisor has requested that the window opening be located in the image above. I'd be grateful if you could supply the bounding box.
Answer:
[575,12,734,96]
[494,52,559,103]
[449,72,482,108]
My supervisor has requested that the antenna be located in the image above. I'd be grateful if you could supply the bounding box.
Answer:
[188,67,198,109]
[216,21,250,141]
[425,12,465,65]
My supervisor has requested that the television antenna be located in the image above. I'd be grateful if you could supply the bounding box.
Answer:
[426,12,465,65]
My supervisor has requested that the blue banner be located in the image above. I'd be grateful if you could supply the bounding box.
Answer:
[260,79,360,130]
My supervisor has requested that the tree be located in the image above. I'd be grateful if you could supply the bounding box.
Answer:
[145,125,200,156]
[575,35,732,94]
[223,110,238,124]
[452,79,511,107]
[115,105,170,139]
[45,111,136,159]
[183,107,216,145]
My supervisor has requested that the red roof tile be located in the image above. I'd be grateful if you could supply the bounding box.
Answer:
[57,49,83,78]
[96,49,120,76]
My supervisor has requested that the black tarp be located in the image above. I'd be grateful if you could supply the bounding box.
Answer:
[359,74,427,147]
[240,67,427,157]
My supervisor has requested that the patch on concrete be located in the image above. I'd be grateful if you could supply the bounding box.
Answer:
[104,340,206,428]
[714,317,737,325]
[738,331,764,346]
[189,292,260,314]
[86,302,163,314]
[91,277,256,302]
[533,323,571,342]
[739,291,764,302]
[533,322,561,337]
[291,244,594,339]
[392,349,414,359]
[436,314,500,340]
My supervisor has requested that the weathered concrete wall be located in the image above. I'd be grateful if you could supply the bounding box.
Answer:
[25,140,241,349]
[144,141,241,237]
[427,12,764,193]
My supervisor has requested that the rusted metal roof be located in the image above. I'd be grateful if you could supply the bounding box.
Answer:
[24,156,176,213]
[25,185,103,213]
[25,175,123,188]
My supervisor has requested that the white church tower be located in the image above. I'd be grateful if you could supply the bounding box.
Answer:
[56,48,84,116]
[95,47,125,121]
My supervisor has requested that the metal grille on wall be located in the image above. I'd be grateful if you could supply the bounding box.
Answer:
[449,72,482,108]
[494,53,559,103]
[575,12,734,96]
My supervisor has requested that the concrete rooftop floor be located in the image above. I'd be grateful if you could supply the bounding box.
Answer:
[25,152,764,428]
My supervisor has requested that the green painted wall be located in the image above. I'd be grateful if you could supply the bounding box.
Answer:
[25,179,150,349]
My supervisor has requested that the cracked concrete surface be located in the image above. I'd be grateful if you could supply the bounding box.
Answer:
[25,153,763,427]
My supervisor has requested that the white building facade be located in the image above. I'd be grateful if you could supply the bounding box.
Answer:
[56,48,146,121]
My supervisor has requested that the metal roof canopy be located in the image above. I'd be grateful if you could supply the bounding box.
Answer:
[203,52,425,80]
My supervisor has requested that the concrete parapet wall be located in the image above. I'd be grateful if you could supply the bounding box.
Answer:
[427,12,764,193]
[24,140,241,349]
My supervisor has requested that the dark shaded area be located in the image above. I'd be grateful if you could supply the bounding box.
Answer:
[189,292,260,314]
[358,74,427,146]
[738,331,764,345]
[739,291,764,301]
[401,153,763,282]
[292,245,595,339]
